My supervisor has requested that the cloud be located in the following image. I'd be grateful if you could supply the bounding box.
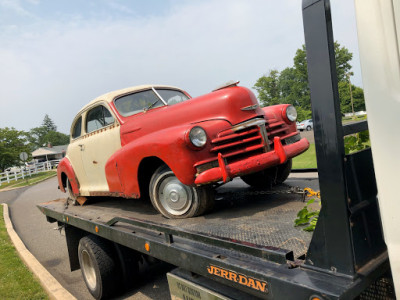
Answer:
[105,2,135,15]
[0,0,361,134]
[0,0,37,18]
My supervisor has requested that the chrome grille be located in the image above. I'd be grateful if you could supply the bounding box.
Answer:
[266,119,286,138]
[265,118,295,146]
[210,119,267,164]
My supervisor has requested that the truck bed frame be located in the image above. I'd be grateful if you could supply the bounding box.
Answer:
[38,179,388,299]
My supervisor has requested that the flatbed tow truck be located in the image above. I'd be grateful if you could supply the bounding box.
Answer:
[38,1,399,299]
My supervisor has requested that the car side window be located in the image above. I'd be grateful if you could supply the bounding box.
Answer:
[86,105,115,133]
[104,107,114,125]
[72,116,82,139]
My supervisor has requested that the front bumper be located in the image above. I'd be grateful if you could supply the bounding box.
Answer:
[194,136,310,185]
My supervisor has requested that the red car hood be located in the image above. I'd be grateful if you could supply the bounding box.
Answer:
[119,86,264,145]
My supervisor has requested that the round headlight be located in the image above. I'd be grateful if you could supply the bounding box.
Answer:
[189,127,207,147]
[286,105,297,122]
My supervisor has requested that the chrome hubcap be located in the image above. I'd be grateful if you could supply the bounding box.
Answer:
[81,250,96,290]
[170,190,180,202]
[158,177,193,216]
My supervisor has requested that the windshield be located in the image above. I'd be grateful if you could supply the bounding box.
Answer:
[114,89,164,117]
[114,88,189,117]
[155,89,189,105]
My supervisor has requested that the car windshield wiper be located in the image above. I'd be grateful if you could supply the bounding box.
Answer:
[143,99,160,112]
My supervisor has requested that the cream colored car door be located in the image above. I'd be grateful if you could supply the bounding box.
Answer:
[81,104,121,193]
[66,115,90,195]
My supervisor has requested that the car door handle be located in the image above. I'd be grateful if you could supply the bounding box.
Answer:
[78,144,85,151]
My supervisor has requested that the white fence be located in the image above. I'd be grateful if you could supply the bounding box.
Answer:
[0,159,61,187]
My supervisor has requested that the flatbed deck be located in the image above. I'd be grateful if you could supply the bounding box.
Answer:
[40,178,318,260]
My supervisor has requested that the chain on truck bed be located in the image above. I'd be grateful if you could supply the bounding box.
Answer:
[217,186,318,202]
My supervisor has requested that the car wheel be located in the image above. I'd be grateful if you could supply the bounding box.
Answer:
[306,125,312,131]
[66,178,78,205]
[241,159,292,188]
[149,165,214,218]
[78,235,120,300]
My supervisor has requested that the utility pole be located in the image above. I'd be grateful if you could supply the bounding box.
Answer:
[346,72,355,118]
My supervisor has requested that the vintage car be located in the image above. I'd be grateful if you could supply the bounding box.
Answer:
[57,81,309,218]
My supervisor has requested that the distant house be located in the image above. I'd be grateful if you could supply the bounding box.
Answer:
[32,144,68,162]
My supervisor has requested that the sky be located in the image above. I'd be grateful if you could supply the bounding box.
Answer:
[0,0,361,134]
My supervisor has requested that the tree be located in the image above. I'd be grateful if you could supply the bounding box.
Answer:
[27,127,69,149]
[338,81,366,113]
[0,127,30,171]
[292,46,311,110]
[27,115,69,149]
[254,41,361,119]
[253,69,281,106]
[42,131,70,146]
[296,107,313,123]
[293,46,309,83]
[27,126,48,149]
[279,67,309,108]
[42,114,57,132]
[291,42,353,89]
[334,44,353,82]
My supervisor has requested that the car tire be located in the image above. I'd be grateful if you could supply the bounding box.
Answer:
[241,159,292,188]
[78,235,120,300]
[306,125,312,131]
[66,178,78,205]
[149,165,214,218]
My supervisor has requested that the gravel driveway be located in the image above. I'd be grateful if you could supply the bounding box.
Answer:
[300,130,315,144]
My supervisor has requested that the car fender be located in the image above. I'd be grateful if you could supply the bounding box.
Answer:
[262,104,297,132]
[57,157,80,195]
[106,120,230,198]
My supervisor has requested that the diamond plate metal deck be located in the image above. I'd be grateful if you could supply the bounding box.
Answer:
[47,178,319,260]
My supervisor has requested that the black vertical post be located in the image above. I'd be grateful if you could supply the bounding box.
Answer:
[302,0,355,275]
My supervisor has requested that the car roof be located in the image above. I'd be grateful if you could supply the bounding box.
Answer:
[77,84,182,115]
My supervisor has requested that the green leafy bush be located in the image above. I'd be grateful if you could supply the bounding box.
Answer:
[294,198,320,232]
[344,130,370,154]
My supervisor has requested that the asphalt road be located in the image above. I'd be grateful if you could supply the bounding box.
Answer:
[299,129,315,144]
[0,174,319,300]
[0,178,170,300]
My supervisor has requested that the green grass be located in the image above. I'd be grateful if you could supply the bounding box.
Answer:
[0,171,56,190]
[342,115,367,123]
[292,116,368,169]
[292,143,317,169]
[0,205,48,299]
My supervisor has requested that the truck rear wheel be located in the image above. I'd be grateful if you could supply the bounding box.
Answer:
[78,235,120,300]
[149,165,214,218]
[241,159,292,188]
